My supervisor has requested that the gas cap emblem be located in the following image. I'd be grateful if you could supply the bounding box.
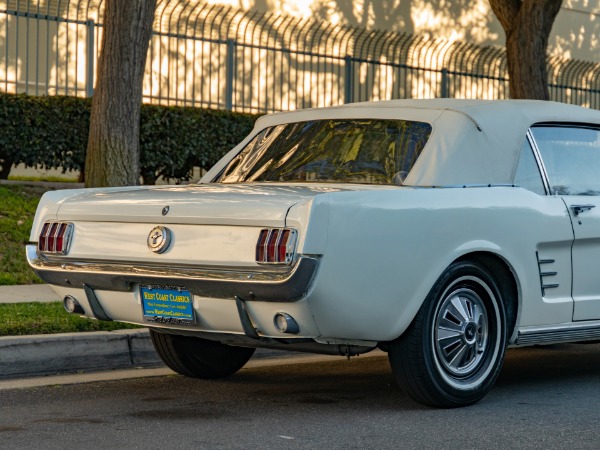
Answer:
[147,226,172,254]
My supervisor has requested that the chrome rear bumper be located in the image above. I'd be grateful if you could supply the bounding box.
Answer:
[26,245,318,302]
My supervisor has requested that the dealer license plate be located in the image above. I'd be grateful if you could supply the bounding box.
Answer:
[140,286,195,326]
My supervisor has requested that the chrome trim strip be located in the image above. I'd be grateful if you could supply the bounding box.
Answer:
[535,252,559,297]
[26,245,318,303]
[538,258,554,264]
[526,130,551,196]
[285,230,298,264]
[62,223,74,255]
[406,184,519,189]
[51,223,59,253]
[433,184,517,189]
[275,228,284,252]
[40,223,50,252]
[263,229,271,262]
[571,204,596,216]
[516,321,600,346]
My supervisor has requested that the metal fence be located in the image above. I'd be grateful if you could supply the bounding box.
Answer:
[2,0,600,113]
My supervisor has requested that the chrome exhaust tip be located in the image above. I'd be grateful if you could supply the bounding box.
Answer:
[63,295,85,315]
[274,312,299,334]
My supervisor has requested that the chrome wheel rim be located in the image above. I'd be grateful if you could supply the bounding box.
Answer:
[434,287,489,378]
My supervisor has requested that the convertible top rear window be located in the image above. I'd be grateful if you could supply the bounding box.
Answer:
[215,119,432,185]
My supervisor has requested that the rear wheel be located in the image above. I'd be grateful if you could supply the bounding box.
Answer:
[388,261,508,407]
[150,330,255,379]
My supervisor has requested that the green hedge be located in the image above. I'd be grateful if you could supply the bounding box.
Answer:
[0,93,259,184]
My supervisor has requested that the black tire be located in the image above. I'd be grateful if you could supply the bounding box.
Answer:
[150,330,255,379]
[388,260,508,408]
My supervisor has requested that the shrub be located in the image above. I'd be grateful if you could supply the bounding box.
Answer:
[139,105,257,184]
[0,92,259,183]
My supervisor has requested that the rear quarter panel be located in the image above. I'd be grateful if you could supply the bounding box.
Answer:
[302,187,574,342]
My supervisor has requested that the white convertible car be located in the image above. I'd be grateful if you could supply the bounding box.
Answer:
[28,99,600,407]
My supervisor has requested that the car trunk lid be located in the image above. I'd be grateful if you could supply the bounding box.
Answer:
[55,183,352,227]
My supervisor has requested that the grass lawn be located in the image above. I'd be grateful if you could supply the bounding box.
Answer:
[0,184,50,285]
[0,183,142,334]
[0,301,141,336]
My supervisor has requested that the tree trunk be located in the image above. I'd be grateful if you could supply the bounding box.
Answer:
[84,0,156,187]
[0,155,13,179]
[489,0,562,100]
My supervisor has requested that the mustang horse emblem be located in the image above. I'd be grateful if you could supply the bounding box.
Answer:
[147,226,172,254]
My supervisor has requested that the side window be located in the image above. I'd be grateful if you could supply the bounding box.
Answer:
[514,137,546,195]
[531,125,600,196]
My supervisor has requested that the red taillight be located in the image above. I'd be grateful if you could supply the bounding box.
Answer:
[54,223,67,252]
[256,229,269,262]
[266,229,280,263]
[47,222,59,252]
[256,228,297,265]
[278,229,291,262]
[38,223,50,252]
[38,222,73,255]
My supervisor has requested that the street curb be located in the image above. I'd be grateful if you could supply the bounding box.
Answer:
[0,329,161,379]
[0,329,291,379]
[0,285,301,379]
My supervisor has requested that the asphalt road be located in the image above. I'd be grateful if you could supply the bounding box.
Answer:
[2,344,600,449]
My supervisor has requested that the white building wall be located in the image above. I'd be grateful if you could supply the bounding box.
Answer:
[1,0,599,110]
[205,0,600,64]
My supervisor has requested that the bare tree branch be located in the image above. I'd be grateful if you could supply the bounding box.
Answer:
[489,0,520,33]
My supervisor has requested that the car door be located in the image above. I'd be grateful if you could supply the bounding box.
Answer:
[531,124,600,321]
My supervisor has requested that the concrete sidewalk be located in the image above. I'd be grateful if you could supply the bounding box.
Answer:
[0,284,60,303]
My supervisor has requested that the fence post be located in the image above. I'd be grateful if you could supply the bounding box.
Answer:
[344,55,353,104]
[440,68,449,98]
[225,39,235,111]
[86,19,95,97]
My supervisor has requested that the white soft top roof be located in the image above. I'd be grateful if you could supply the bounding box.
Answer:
[206,99,600,186]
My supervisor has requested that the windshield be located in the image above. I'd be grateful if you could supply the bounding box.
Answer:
[215,119,432,185]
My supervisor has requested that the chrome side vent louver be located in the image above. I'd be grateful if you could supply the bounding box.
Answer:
[536,251,559,297]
